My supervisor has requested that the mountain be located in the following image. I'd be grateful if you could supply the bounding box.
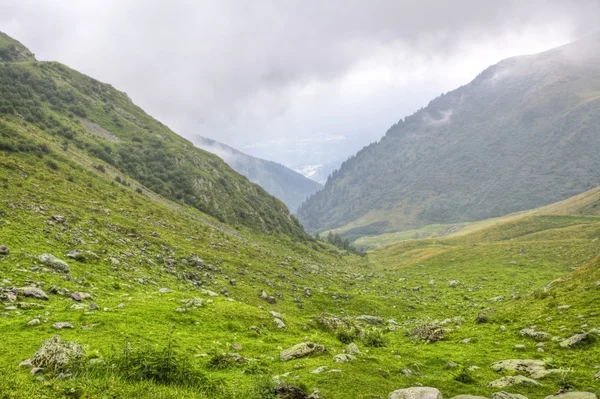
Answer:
[298,34,600,238]
[0,32,306,239]
[294,161,342,185]
[194,137,321,213]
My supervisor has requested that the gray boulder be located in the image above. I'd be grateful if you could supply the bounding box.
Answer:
[0,245,9,255]
[388,387,443,399]
[488,376,540,389]
[560,333,592,348]
[333,353,355,363]
[19,287,49,300]
[520,328,550,341]
[491,359,564,379]
[30,335,83,372]
[345,342,361,355]
[280,342,326,361]
[492,393,529,399]
[52,322,74,330]
[38,254,70,273]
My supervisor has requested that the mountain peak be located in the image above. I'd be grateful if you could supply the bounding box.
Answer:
[0,32,36,62]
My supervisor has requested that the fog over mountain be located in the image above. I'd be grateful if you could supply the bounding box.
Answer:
[194,137,322,213]
[2,1,598,169]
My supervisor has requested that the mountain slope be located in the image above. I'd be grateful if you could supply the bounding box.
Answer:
[298,34,600,237]
[0,32,305,238]
[195,137,322,212]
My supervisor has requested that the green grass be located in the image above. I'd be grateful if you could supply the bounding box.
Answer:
[2,148,600,398]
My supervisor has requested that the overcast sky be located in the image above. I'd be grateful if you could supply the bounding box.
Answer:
[1,0,599,169]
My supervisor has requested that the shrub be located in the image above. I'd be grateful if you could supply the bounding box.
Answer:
[108,335,207,387]
[410,324,444,342]
[363,329,387,347]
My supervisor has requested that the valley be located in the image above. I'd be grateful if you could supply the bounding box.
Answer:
[1,30,599,399]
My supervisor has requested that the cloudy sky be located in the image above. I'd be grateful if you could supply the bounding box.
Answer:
[1,0,599,170]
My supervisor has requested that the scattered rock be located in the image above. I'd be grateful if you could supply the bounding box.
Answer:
[410,324,444,342]
[30,367,44,375]
[333,354,355,363]
[52,322,74,330]
[280,342,326,361]
[182,298,203,308]
[388,387,443,399]
[275,384,310,399]
[274,318,287,329]
[30,335,83,372]
[560,333,592,348]
[89,302,99,310]
[71,292,91,301]
[446,360,458,369]
[158,287,171,293]
[52,215,66,223]
[260,290,276,304]
[19,287,49,300]
[200,289,219,297]
[38,254,70,273]
[488,375,540,389]
[594,371,600,380]
[491,359,565,379]
[492,393,529,399]
[0,245,9,255]
[520,328,550,341]
[356,315,384,325]
[345,343,361,356]
[544,393,598,399]
[27,318,41,326]
[514,344,526,350]
[19,359,33,368]
[449,280,461,288]
[310,366,327,374]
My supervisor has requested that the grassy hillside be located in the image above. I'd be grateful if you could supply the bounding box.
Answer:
[2,150,599,398]
[0,33,305,238]
[298,34,600,238]
[195,137,322,213]
[355,185,600,249]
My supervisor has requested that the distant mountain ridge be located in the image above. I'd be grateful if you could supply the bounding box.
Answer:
[298,34,600,237]
[194,137,322,212]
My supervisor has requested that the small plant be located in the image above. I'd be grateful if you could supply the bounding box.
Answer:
[107,329,208,387]
[454,365,476,384]
[363,329,387,347]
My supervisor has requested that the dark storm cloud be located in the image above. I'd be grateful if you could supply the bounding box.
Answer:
[1,0,598,165]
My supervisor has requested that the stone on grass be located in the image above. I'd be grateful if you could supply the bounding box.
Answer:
[0,245,9,255]
[333,353,355,363]
[356,315,384,325]
[488,375,540,389]
[594,371,600,380]
[38,254,70,273]
[560,333,592,348]
[71,292,91,301]
[520,328,550,341]
[388,387,442,399]
[491,359,565,379]
[544,393,598,399]
[27,318,41,326]
[492,393,529,399]
[19,287,49,300]
[274,318,287,329]
[19,358,34,368]
[280,342,326,361]
[345,342,361,355]
[30,335,83,372]
[52,322,73,330]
